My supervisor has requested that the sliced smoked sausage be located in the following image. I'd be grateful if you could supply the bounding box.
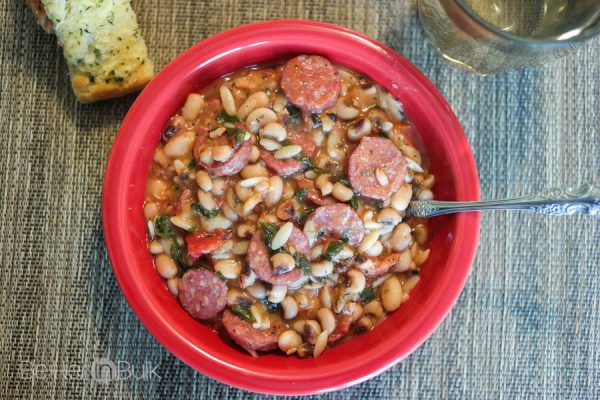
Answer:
[303,203,365,247]
[222,309,284,351]
[261,130,316,177]
[193,127,252,177]
[247,225,310,286]
[178,269,227,320]
[281,55,342,113]
[348,136,407,200]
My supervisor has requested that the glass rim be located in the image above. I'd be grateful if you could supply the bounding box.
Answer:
[454,0,600,45]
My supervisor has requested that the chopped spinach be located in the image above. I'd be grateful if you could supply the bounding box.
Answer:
[187,158,197,169]
[216,109,240,123]
[327,113,337,121]
[323,240,345,262]
[348,195,359,210]
[340,232,350,243]
[294,206,315,226]
[215,271,227,281]
[258,221,279,247]
[377,131,389,138]
[225,127,247,146]
[294,188,308,201]
[359,286,375,303]
[333,175,350,186]
[292,253,311,275]
[153,215,175,238]
[192,203,220,219]
[230,305,255,322]
[285,103,301,124]
[293,152,327,174]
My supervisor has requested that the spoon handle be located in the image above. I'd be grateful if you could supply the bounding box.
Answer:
[408,184,600,218]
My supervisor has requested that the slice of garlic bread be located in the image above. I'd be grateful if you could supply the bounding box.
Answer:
[28,0,154,103]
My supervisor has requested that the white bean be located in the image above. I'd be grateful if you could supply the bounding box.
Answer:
[200,215,232,231]
[199,148,213,165]
[346,269,366,294]
[241,163,268,179]
[319,287,332,308]
[211,178,225,196]
[250,145,260,162]
[246,107,277,133]
[170,215,196,232]
[232,240,249,255]
[317,308,336,334]
[260,122,287,142]
[375,168,389,186]
[259,138,282,151]
[358,230,380,254]
[336,98,359,120]
[376,208,402,226]
[240,176,268,188]
[235,182,253,202]
[209,127,226,139]
[303,320,322,345]
[403,275,420,292]
[197,190,217,210]
[166,277,179,296]
[365,240,383,257]
[311,244,324,260]
[364,300,384,318]
[390,223,412,252]
[271,222,293,250]
[214,259,242,279]
[311,260,334,277]
[392,249,412,272]
[278,330,302,355]
[219,85,237,116]
[418,188,434,201]
[242,193,263,216]
[195,170,213,192]
[264,176,283,207]
[164,130,195,157]
[270,252,295,275]
[391,183,412,212]
[144,202,159,220]
[247,282,267,299]
[155,254,178,279]
[274,145,302,159]
[347,118,372,141]
[181,93,204,121]
[381,276,403,312]
[313,331,329,357]
[237,91,269,119]
[148,240,164,254]
[331,182,354,202]
[281,296,299,319]
[268,285,287,304]
[212,145,233,162]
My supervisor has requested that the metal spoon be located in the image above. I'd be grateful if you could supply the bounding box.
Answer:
[407,184,600,218]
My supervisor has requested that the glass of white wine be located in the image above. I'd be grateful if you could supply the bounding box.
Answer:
[418,0,600,74]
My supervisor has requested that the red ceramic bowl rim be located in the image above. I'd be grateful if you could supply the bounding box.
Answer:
[102,20,480,395]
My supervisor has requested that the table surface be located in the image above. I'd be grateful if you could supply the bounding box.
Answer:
[1,1,598,399]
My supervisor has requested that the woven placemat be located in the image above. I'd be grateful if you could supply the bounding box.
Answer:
[1,1,598,398]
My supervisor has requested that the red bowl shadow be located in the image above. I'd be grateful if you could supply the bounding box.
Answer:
[102,20,480,395]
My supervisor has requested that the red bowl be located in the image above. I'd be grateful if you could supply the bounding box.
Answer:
[102,20,480,395]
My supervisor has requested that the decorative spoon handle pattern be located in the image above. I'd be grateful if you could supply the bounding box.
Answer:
[408,184,600,218]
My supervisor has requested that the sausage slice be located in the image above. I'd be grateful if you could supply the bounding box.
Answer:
[247,225,310,286]
[222,309,284,351]
[303,203,365,247]
[178,269,227,320]
[348,136,407,200]
[281,55,342,113]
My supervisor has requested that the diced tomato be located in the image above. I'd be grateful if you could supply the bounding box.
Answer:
[186,231,225,259]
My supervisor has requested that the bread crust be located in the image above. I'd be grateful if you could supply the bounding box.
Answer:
[26,0,154,103]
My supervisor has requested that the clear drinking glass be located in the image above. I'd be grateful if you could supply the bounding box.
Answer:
[418,0,600,74]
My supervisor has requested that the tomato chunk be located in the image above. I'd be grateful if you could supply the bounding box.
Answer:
[186,231,224,259]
